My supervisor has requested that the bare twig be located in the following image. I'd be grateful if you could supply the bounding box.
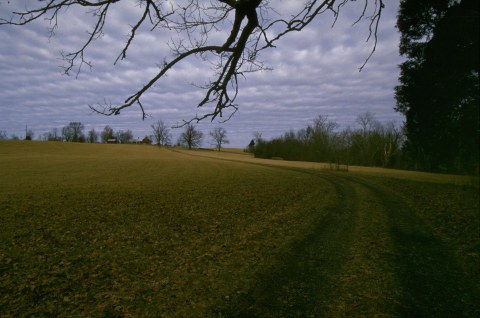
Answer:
[1,0,386,122]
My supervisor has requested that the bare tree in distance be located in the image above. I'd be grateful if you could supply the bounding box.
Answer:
[151,120,172,146]
[210,127,229,151]
[100,125,114,143]
[380,121,403,167]
[47,128,61,141]
[62,122,85,142]
[178,123,203,149]
[0,0,385,122]
[312,115,339,136]
[116,129,134,144]
[253,131,263,143]
[87,128,98,143]
[356,111,379,136]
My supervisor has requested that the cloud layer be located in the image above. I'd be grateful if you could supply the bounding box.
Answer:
[0,0,404,147]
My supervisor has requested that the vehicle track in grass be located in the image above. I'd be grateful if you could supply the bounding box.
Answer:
[1,143,477,316]
[214,170,406,317]
[214,173,360,317]
[344,174,480,317]
[197,153,479,317]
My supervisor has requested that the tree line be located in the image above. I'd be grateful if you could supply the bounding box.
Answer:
[33,123,135,144]
[250,113,404,169]
[0,121,230,151]
[145,121,229,150]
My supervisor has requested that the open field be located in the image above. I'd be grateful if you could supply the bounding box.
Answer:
[1,141,479,317]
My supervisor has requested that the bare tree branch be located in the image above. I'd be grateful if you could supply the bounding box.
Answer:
[90,44,235,119]
[1,0,386,122]
[115,0,173,65]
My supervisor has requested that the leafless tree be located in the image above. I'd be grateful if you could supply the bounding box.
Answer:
[62,122,85,142]
[116,129,134,144]
[379,121,403,167]
[210,126,229,151]
[178,123,203,149]
[356,111,379,136]
[312,115,339,137]
[252,131,263,143]
[0,0,385,122]
[87,128,98,143]
[100,125,114,142]
[47,128,61,141]
[151,120,171,146]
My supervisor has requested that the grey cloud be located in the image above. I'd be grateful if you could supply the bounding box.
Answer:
[0,0,404,147]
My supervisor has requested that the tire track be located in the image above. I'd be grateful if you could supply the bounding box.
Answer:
[214,174,360,317]
[337,174,480,317]
[188,149,479,316]
[212,168,402,317]
[318,173,401,317]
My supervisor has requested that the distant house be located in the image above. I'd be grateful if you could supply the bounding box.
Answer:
[107,139,117,144]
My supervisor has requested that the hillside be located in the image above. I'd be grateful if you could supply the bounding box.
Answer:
[0,141,478,316]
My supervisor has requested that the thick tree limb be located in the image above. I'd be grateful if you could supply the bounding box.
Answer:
[90,45,235,119]
[1,0,385,122]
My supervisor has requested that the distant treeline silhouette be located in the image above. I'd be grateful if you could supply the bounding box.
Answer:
[249,113,404,169]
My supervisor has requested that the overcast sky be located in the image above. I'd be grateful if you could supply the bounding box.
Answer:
[0,0,404,147]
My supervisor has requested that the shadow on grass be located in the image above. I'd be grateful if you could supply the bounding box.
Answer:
[211,177,358,317]
[211,172,479,317]
[388,204,480,317]
[353,176,480,317]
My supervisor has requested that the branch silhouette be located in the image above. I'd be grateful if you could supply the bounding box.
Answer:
[1,0,384,122]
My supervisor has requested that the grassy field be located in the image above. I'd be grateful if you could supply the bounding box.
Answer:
[0,141,478,317]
